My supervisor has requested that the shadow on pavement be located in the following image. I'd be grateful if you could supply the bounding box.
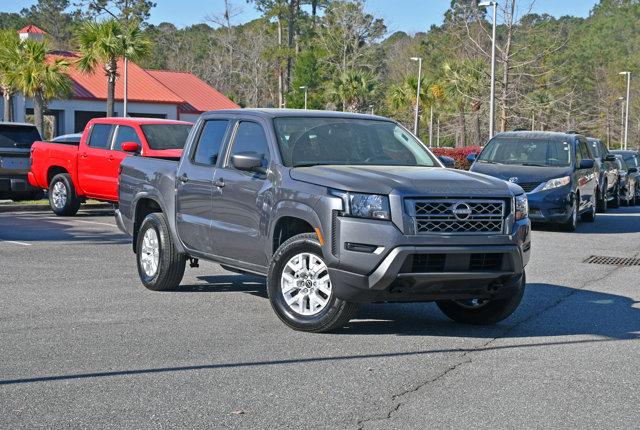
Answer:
[180,276,640,341]
[0,281,637,386]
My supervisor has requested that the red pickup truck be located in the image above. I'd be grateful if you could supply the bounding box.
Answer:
[29,117,193,216]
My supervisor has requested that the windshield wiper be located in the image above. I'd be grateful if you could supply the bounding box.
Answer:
[291,163,333,168]
[477,160,502,164]
[521,163,548,167]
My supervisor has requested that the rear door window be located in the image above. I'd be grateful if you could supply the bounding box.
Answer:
[193,120,229,166]
[113,126,141,151]
[88,124,114,149]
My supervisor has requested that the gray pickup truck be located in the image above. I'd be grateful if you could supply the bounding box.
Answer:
[0,122,43,201]
[116,109,531,332]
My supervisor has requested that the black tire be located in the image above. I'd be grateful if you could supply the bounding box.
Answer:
[596,184,607,213]
[561,195,578,231]
[581,196,597,222]
[436,272,526,325]
[48,173,80,216]
[136,212,186,291]
[610,183,620,208]
[267,233,358,333]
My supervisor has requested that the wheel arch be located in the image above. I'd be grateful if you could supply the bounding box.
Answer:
[269,201,324,256]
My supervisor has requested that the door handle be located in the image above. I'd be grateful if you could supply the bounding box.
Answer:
[107,155,114,161]
[80,152,88,159]
[213,178,225,188]
[177,173,189,183]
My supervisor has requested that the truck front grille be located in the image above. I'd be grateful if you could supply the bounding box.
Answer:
[411,199,506,234]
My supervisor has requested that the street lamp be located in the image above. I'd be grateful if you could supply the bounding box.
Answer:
[299,86,308,110]
[619,71,631,150]
[479,1,498,138]
[410,57,422,136]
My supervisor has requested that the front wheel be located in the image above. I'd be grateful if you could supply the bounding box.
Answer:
[267,233,358,333]
[610,183,621,208]
[561,196,578,231]
[596,185,607,213]
[581,197,597,222]
[136,212,186,291]
[436,273,526,325]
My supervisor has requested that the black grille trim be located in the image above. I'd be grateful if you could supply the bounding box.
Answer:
[410,199,506,234]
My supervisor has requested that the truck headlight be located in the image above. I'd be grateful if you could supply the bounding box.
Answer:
[349,193,391,220]
[515,194,528,220]
[541,176,570,191]
[330,190,391,220]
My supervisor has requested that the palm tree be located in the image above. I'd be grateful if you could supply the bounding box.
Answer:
[7,39,71,136]
[388,75,435,134]
[0,30,22,122]
[442,60,486,147]
[327,70,378,112]
[76,19,151,117]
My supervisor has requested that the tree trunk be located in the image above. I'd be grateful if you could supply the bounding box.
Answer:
[499,0,516,132]
[2,90,12,122]
[106,58,117,117]
[457,104,467,148]
[473,110,481,146]
[277,16,284,108]
[33,91,45,138]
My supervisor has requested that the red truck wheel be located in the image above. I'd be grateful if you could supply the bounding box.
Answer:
[48,173,80,216]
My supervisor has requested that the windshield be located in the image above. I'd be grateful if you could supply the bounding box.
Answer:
[478,137,572,167]
[140,124,192,150]
[0,125,41,149]
[273,117,438,167]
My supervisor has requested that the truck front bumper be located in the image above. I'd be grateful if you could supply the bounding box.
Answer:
[326,216,530,303]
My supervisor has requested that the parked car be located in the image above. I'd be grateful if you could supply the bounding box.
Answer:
[610,151,639,206]
[469,131,597,231]
[51,133,83,145]
[116,109,531,333]
[587,137,619,211]
[0,122,44,201]
[29,117,193,216]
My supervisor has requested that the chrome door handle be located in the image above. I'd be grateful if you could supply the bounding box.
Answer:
[213,178,225,188]
[177,173,189,183]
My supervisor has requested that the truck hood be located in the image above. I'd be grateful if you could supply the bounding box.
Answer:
[471,162,572,185]
[289,165,516,197]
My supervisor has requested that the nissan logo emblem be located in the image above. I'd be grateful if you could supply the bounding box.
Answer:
[452,202,472,220]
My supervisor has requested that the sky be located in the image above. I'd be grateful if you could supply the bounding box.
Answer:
[3,0,600,33]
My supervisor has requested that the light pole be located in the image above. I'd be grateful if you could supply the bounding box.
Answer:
[618,96,625,150]
[123,58,128,116]
[619,71,631,150]
[479,1,497,138]
[410,57,422,136]
[299,86,308,110]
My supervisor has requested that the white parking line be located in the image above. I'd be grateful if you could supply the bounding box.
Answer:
[1,240,31,246]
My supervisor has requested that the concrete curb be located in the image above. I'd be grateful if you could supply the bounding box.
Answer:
[0,203,112,213]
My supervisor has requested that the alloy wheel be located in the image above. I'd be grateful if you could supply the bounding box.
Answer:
[280,252,332,316]
[140,228,160,277]
[51,181,67,209]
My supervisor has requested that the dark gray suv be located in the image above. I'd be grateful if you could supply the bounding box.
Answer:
[116,109,531,332]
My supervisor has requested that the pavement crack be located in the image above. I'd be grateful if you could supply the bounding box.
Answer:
[356,258,634,429]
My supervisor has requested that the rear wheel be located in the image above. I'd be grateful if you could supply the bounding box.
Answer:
[437,273,526,325]
[267,233,358,332]
[136,212,186,291]
[48,173,80,216]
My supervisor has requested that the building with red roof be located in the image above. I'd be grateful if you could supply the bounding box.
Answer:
[2,26,239,137]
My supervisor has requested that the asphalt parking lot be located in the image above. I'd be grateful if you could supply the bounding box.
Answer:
[1,208,639,429]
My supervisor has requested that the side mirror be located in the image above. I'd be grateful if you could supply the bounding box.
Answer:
[579,159,595,169]
[231,152,266,173]
[466,153,477,163]
[121,141,140,153]
[605,154,617,162]
[628,167,638,174]
[439,155,455,168]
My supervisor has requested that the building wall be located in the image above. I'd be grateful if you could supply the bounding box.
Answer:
[1,96,178,135]
[178,113,201,123]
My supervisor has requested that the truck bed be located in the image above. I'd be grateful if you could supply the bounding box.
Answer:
[28,140,80,189]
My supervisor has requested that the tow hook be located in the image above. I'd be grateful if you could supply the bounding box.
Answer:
[189,258,199,268]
